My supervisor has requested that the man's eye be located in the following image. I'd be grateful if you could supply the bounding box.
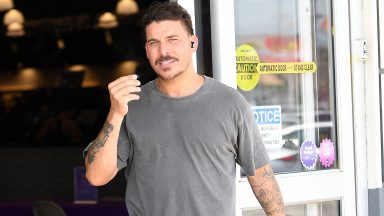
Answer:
[148,41,157,46]
[169,38,178,42]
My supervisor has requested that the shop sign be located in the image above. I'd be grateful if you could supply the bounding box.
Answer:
[251,105,283,149]
[236,44,317,91]
[319,138,335,167]
[256,62,317,74]
[300,140,318,169]
[236,44,261,91]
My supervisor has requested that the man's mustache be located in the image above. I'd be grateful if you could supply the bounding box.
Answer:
[155,56,178,65]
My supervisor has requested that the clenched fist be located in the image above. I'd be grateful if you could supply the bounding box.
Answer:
[108,74,141,117]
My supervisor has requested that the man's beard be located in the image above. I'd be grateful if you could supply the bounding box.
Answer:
[154,55,183,81]
[156,68,183,81]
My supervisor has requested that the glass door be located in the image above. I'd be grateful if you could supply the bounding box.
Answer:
[209,0,356,215]
[235,0,334,173]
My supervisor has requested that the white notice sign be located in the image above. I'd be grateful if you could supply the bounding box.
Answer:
[251,105,283,150]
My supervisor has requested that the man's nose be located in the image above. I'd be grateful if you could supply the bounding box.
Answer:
[159,42,170,56]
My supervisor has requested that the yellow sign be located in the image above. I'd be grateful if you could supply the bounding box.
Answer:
[236,44,318,91]
[236,44,260,91]
[257,62,317,74]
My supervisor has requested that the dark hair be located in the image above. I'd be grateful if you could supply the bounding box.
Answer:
[143,1,194,35]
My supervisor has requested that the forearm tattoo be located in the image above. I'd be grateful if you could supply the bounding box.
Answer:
[87,121,114,164]
[250,165,286,215]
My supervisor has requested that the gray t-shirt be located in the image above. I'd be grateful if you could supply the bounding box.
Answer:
[117,76,269,216]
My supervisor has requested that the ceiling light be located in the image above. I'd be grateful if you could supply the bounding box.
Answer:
[0,0,13,12]
[6,22,25,37]
[116,0,139,16]
[57,38,65,50]
[98,12,118,45]
[68,64,87,72]
[117,60,138,75]
[3,9,24,26]
[98,12,118,29]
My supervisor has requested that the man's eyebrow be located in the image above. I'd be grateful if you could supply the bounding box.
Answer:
[167,35,178,38]
[146,38,159,43]
[146,35,179,43]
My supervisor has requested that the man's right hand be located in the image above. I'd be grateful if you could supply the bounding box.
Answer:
[85,74,141,186]
[108,74,141,116]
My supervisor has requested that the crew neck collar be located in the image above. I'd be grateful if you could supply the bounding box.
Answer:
[150,75,211,100]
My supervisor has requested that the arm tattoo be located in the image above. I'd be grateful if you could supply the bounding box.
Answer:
[250,165,286,215]
[87,121,114,164]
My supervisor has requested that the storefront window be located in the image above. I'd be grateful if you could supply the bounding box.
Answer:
[235,0,337,173]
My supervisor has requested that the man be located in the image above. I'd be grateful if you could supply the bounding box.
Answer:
[84,1,285,216]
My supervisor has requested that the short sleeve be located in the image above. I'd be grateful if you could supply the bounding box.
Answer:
[236,101,270,176]
[117,117,133,170]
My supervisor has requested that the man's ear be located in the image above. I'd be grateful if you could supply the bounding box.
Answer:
[190,35,199,50]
